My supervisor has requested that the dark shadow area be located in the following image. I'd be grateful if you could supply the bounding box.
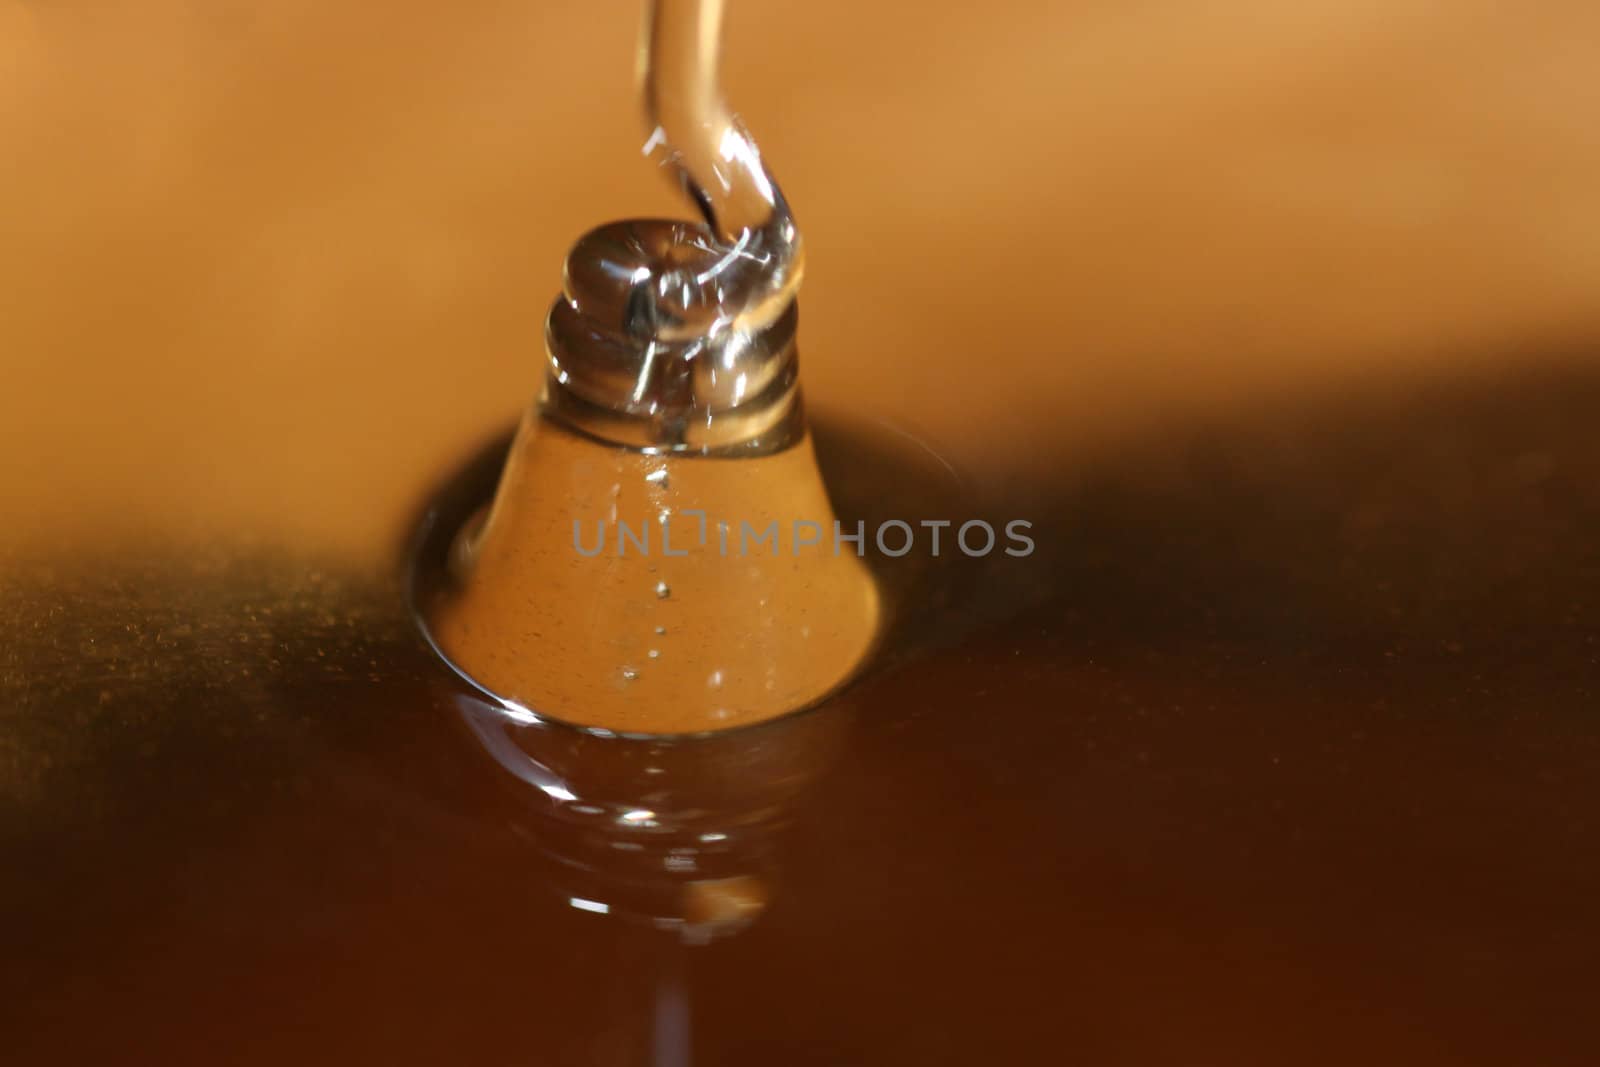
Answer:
[1015,356,1600,657]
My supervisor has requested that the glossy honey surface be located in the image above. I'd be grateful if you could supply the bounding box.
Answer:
[4,3,1599,1063]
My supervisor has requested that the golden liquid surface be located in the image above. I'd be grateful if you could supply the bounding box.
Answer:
[4,3,1600,1064]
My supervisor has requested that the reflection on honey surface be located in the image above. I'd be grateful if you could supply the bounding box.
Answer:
[5,2,1600,1064]
[6,366,1600,1064]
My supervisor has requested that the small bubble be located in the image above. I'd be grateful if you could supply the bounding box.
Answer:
[654,625,666,635]
[707,669,724,690]
[620,666,639,681]
[645,468,669,487]
[648,648,661,660]
[655,581,670,599]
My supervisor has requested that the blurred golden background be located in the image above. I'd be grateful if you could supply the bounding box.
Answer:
[3,0,1599,552]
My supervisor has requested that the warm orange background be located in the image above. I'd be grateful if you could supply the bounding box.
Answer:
[4,0,1598,553]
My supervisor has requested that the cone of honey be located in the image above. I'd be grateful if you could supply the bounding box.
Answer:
[428,257,880,735]
[431,0,879,734]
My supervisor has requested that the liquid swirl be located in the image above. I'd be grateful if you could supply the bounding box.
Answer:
[544,0,804,452]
